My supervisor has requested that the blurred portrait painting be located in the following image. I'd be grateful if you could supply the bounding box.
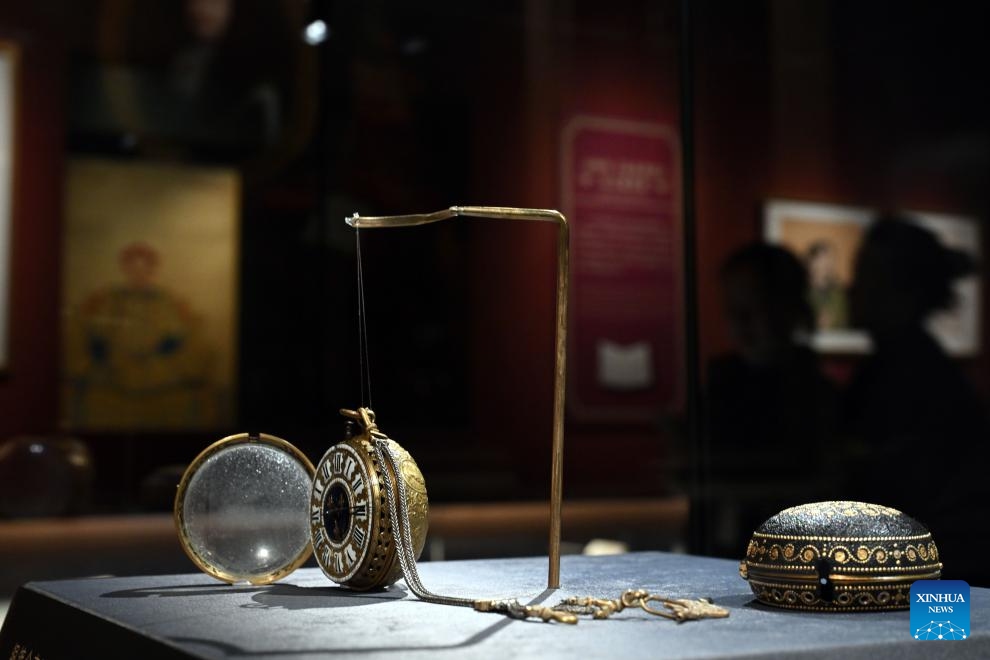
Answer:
[60,158,239,431]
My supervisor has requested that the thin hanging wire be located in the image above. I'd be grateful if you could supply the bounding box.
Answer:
[355,227,373,408]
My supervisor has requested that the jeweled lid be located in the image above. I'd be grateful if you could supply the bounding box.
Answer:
[174,433,315,585]
[758,501,928,538]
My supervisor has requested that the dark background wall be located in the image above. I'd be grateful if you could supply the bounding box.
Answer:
[0,0,987,518]
[694,0,990,396]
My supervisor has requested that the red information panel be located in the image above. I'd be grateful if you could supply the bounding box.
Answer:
[561,116,682,422]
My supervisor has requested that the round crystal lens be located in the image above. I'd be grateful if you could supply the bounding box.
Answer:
[178,439,313,583]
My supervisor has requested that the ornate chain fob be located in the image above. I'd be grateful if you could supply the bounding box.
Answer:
[310,408,429,590]
[739,501,942,611]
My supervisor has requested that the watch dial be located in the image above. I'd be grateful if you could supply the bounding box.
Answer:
[323,483,351,543]
[311,443,373,582]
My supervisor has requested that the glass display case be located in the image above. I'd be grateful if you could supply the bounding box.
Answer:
[1,0,988,603]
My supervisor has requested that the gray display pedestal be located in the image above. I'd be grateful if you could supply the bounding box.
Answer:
[1,551,986,659]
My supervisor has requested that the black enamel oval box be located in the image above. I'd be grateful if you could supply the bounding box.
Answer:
[739,501,942,612]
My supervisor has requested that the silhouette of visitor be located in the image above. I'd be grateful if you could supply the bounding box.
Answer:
[843,213,988,584]
[703,243,839,557]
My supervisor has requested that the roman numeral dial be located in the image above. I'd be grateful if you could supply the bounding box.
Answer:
[308,409,429,591]
[310,441,376,586]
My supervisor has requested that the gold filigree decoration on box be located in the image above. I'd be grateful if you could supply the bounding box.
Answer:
[746,537,940,569]
[747,580,912,612]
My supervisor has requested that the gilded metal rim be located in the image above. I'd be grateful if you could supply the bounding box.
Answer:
[741,559,941,612]
[751,531,932,542]
[174,432,316,585]
[744,566,943,584]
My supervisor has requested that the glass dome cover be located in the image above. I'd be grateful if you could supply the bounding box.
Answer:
[174,432,315,585]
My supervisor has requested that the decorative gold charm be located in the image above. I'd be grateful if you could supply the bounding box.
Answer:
[554,589,729,622]
[473,589,729,624]
[644,596,732,622]
[473,599,579,624]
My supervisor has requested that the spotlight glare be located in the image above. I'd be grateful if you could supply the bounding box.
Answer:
[304,19,328,45]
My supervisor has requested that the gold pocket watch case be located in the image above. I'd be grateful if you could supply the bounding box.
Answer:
[310,408,429,590]
[174,432,316,585]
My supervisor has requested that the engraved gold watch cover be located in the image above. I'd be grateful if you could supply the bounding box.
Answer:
[174,433,316,585]
[310,409,429,590]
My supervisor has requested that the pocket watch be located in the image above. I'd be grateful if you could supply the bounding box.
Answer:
[173,409,730,624]
[310,408,429,590]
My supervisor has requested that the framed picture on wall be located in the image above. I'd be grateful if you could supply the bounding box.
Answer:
[0,41,19,373]
[60,157,240,431]
[764,200,872,353]
[764,199,982,356]
[912,211,983,356]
